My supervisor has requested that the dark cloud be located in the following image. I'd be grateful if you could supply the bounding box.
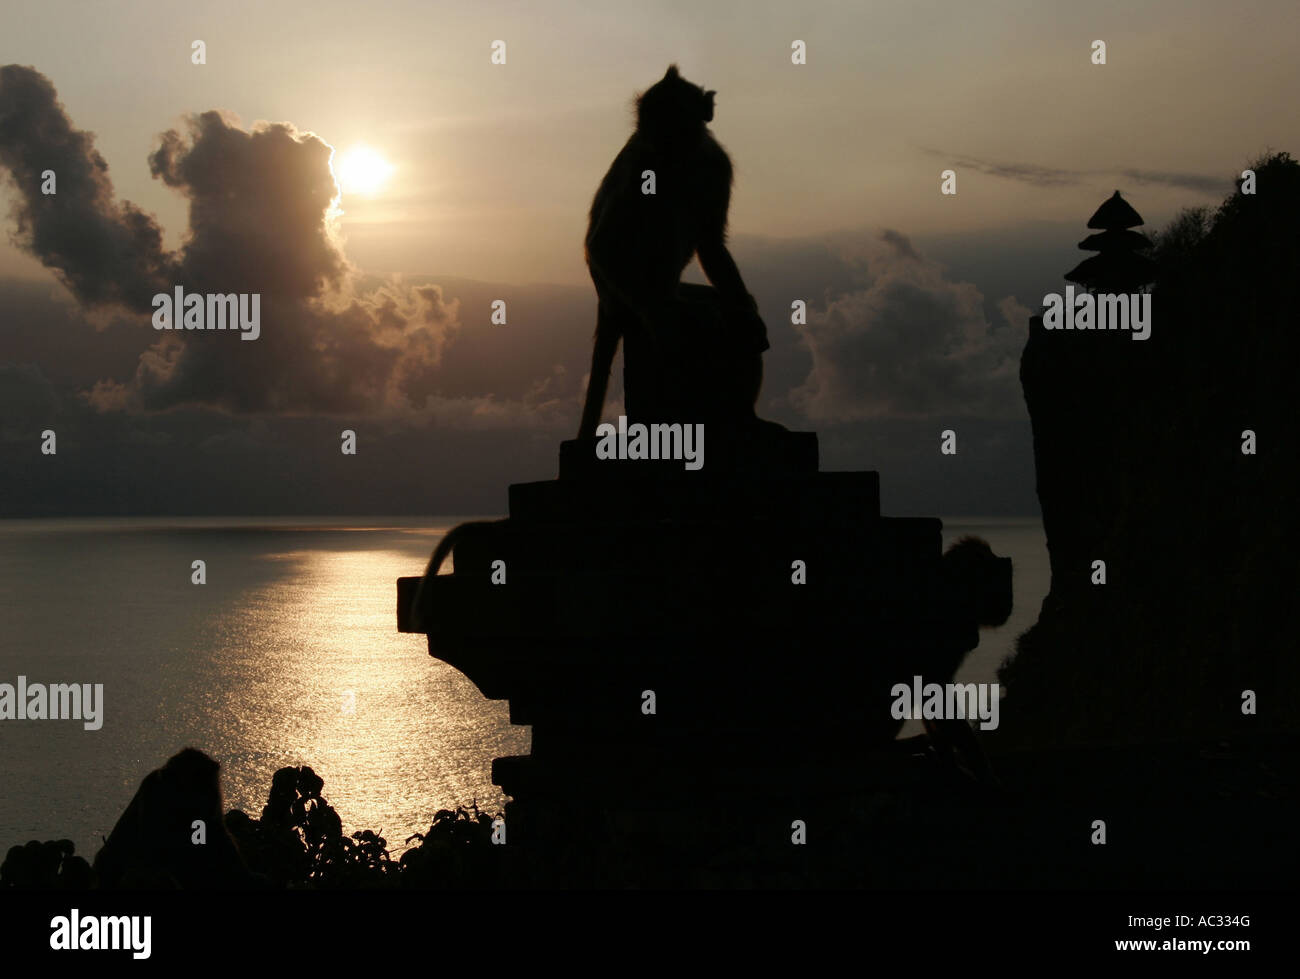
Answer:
[790,231,1022,421]
[923,148,1081,188]
[0,66,1048,514]
[1115,167,1227,195]
[922,147,1224,196]
[880,228,920,261]
[149,111,345,300]
[0,245,1040,515]
[0,66,463,415]
[0,64,175,311]
[126,109,463,415]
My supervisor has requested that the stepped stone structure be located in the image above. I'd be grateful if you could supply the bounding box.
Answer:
[398,423,1008,864]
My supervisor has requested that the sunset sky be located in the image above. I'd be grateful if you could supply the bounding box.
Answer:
[2,0,1297,515]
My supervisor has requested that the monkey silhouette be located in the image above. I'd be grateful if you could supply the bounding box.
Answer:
[921,536,1013,784]
[93,747,261,888]
[579,65,768,439]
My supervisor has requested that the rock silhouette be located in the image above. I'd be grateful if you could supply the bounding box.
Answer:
[1004,152,1300,746]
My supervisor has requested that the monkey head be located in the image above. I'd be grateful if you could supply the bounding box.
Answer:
[93,747,257,888]
[637,64,717,134]
[941,535,1013,629]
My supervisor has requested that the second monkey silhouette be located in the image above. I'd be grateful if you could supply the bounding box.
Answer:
[579,65,769,440]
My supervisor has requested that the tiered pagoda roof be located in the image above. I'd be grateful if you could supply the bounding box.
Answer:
[1065,190,1157,292]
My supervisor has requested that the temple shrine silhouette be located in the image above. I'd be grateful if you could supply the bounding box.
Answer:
[398,402,1011,877]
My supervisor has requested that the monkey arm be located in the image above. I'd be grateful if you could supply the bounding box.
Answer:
[695,159,762,327]
[698,239,768,355]
[696,240,758,314]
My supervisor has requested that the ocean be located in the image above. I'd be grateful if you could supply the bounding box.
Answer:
[0,514,1047,854]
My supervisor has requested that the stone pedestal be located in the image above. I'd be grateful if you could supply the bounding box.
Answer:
[397,429,987,876]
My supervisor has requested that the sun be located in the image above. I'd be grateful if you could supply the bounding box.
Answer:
[334,145,393,196]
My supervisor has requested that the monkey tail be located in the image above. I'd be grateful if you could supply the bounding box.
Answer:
[578,306,622,440]
[409,520,502,633]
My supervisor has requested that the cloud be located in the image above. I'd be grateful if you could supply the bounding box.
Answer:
[148,110,345,301]
[923,148,1081,188]
[922,147,1224,196]
[1115,167,1227,195]
[997,294,1033,330]
[790,230,1022,421]
[0,66,1055,428]
[880,228,920,261]
[0,234,1041,515]
[0,66,462,416]
[0,64,175,311]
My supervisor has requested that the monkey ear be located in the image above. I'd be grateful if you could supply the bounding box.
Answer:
[664,64,679,79]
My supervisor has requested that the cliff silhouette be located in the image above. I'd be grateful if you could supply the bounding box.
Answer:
[1001,152,1300,746]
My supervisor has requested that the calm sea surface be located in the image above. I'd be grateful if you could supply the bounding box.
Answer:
[0,515,1047,854]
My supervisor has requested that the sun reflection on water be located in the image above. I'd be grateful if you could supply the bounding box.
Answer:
[196,538,530,839]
